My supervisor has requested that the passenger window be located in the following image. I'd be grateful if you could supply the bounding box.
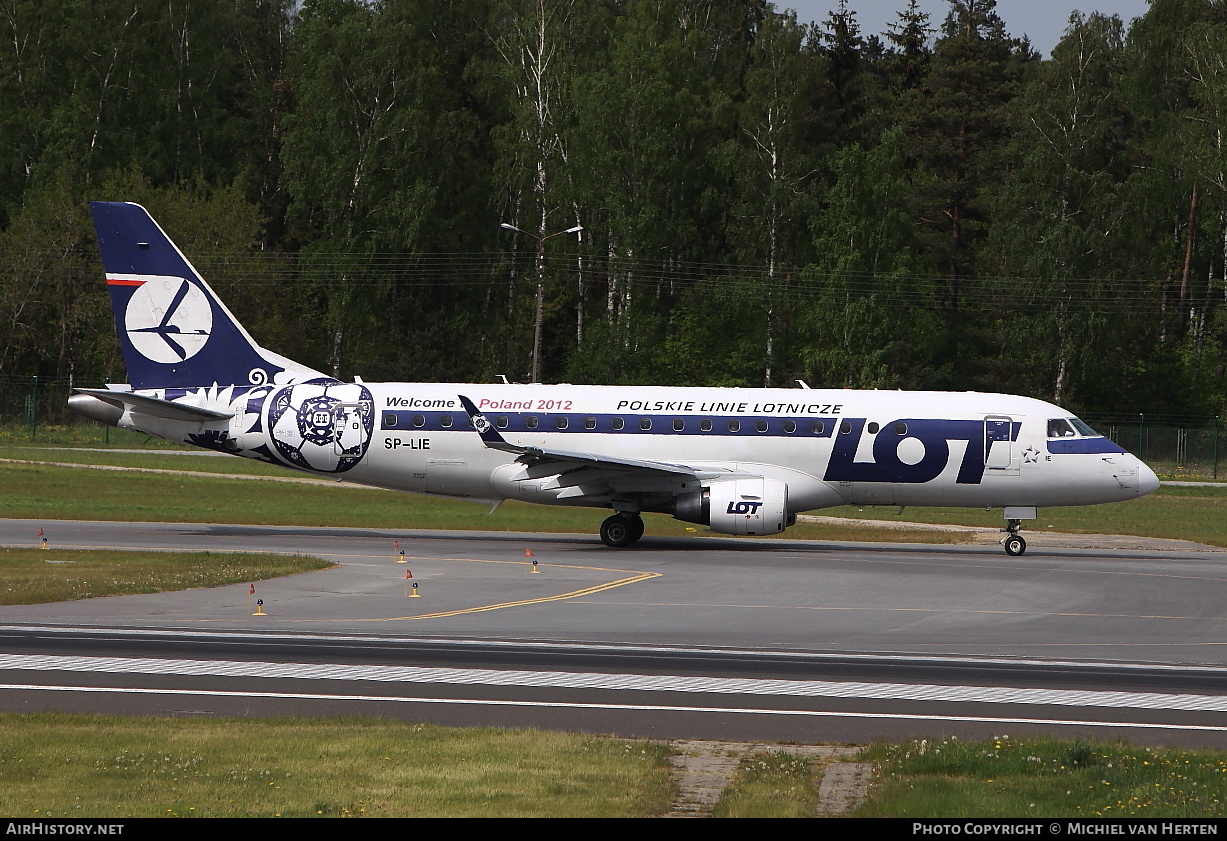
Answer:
[527,416,539,429]
[612,417,624,430]
[867,422,879,434]
[412,414,424,428]
[383,412,397,428]
[728,419,740,433]
[895,422,907,435]
[783,420,796,434]
[840,421,852,434]
[811,421,825,435]
[584,417,596,430]
[673,419,685,431]
[440,414,453,428]
[700,419,712,432]
[496,415,508,429]
[556,416,568,430]
[640,417,652,430]
[755,420,768,433]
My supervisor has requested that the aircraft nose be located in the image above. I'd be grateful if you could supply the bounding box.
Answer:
[1137,460,1160,497]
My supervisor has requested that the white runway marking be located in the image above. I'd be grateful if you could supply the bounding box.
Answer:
[1,682,1225,732]
[0,653,1224,712]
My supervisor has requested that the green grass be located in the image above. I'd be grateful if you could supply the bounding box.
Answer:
[8,452,1224,544]
[2,445,294,476]
[7,436,1227,546]
[9,428,1220,545]
[0,547,332,604]
[6,721,1225,818]
[713,751,820,818]
[854,736,1227,818]
[0,713,673,818]
[0,423,195,450]
[825,483,1227,546]
[0,459,972,544]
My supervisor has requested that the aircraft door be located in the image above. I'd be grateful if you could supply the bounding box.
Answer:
[984,416,1013,470]
[332,404,363,456]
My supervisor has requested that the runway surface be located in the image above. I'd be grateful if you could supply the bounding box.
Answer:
[1,518,1225,746]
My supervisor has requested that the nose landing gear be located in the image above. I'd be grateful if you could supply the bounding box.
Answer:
[1002,519,1027,556]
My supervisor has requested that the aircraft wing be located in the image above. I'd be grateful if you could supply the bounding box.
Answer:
[457,395,730,482]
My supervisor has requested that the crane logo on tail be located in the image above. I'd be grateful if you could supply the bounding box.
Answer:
[118,275,212,363]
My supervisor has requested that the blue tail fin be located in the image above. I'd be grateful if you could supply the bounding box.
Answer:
[90,201,326,390]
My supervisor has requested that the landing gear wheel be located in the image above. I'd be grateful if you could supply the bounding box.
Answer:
[626,514,645,544]
[1003,534,1027,556]
[600,513,644,548]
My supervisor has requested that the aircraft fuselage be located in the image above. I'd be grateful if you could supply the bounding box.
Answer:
[97,380,1156,514]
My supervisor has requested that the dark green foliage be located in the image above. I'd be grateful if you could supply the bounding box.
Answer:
[4,0,1227,417]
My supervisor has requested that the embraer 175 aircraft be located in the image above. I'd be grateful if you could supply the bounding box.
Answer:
[69,202,1160,555]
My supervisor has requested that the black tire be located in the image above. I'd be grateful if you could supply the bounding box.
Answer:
[600,514,640,548]
[1003,534,1026,556]
[625,514,645,544]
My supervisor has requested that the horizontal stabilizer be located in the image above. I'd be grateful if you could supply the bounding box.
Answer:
[71,388,233,422]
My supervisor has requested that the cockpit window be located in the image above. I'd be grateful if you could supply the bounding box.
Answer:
[1068,417,1100,437]
[1047,418,1075,438]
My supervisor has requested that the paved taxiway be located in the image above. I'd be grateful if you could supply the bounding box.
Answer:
[0,518,1225,745]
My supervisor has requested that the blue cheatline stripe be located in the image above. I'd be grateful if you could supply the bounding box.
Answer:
[381,409,840,438]
[380,413,1032,449]
[1047,438,1126,455]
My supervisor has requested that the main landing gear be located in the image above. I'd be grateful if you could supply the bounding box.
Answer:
[600,512,645,548]
[1002,519,1027,556]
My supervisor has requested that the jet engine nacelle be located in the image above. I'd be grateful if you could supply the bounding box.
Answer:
[674,477,790,536]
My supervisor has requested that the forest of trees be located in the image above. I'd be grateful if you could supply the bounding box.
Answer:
[3,0,1227,419]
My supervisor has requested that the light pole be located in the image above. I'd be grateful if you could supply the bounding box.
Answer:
[500,222,582,383]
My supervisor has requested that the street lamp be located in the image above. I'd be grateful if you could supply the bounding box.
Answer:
[500,222,583,383]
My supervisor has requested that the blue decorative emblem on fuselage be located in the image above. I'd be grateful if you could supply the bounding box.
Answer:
[267,382,374,473]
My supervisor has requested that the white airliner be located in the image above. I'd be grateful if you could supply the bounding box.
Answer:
[69,202,1160,555]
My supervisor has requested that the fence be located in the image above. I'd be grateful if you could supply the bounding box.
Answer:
[1081,412,1223,481]
[0,375,77,442]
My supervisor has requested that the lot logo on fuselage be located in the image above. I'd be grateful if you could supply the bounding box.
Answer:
[124,276,212,363]
[823,418,1012,485]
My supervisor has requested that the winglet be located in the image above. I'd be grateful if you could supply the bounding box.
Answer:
[458,395,524,454]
